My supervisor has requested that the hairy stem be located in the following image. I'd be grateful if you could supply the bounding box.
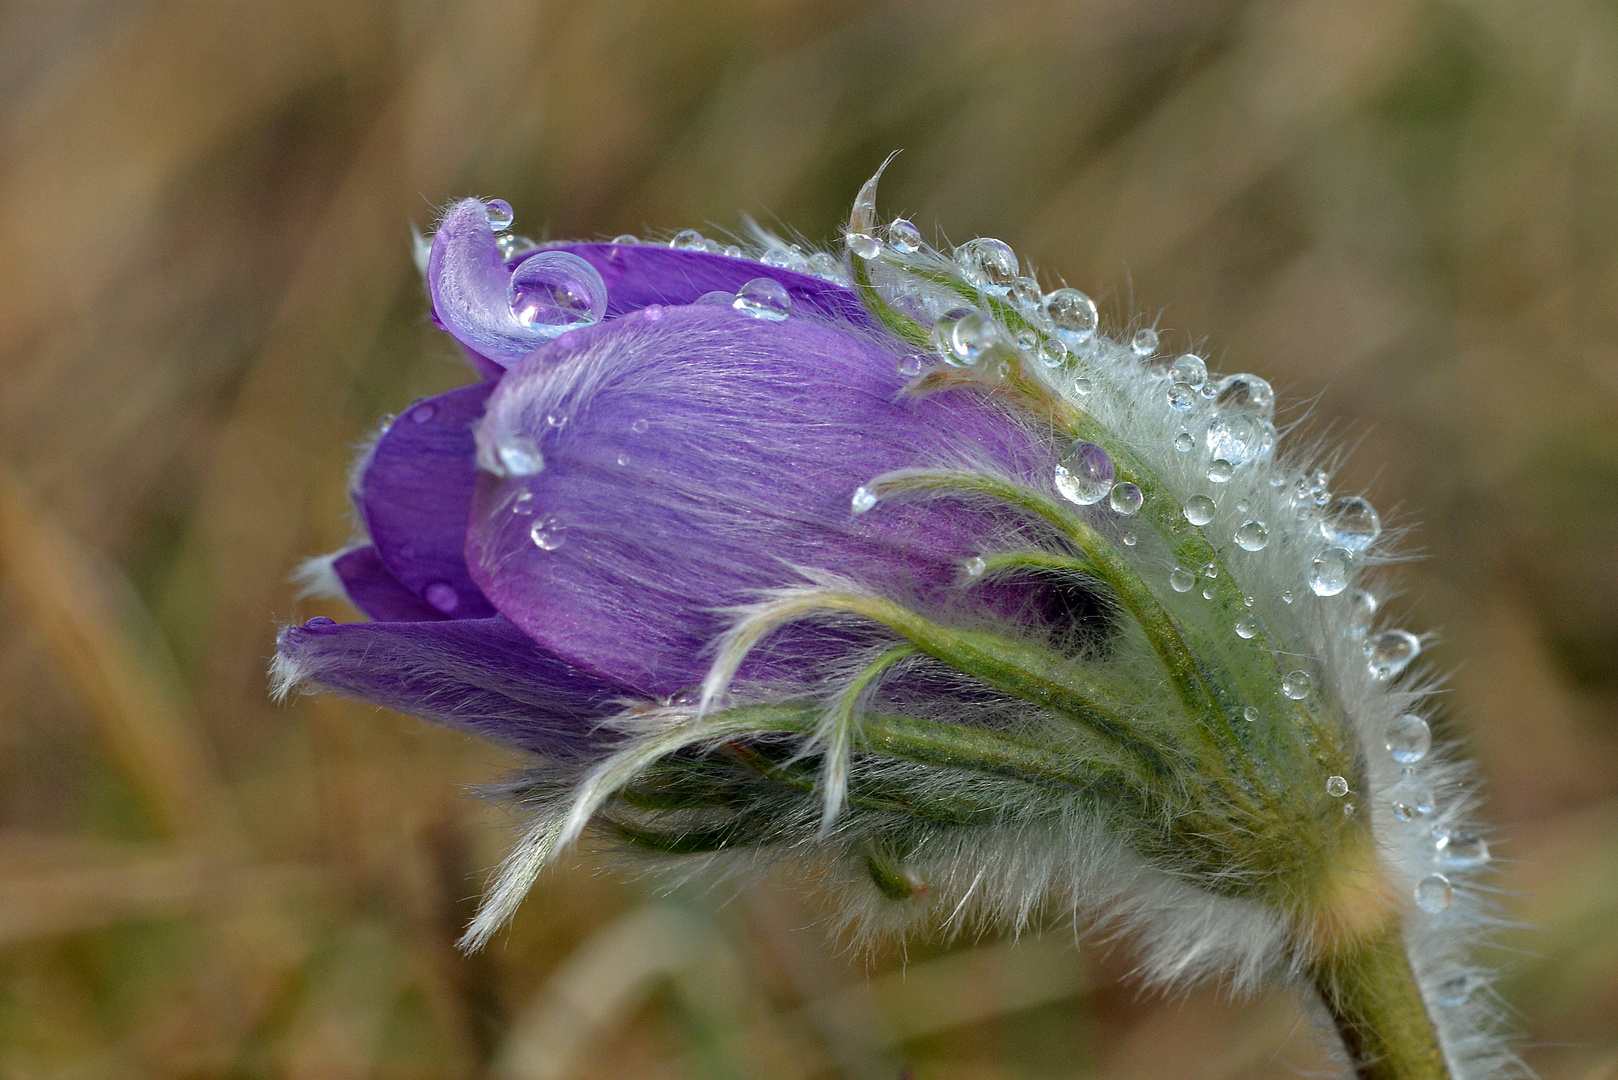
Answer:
[1307,922,1449,1080]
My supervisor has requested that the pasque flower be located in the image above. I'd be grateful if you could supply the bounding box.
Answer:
[276,171,1509,1080]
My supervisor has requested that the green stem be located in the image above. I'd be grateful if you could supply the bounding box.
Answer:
[1307,922,1449,1080]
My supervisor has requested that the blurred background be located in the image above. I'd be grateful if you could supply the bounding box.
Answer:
[1,0,1615,1077]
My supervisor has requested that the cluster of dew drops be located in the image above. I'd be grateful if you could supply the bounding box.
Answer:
[834,214,1488,936]
[477,201,1490,947]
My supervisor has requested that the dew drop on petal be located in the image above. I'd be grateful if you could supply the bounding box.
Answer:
[1282,670,1312,699]
[1174,432,1194,452]
[694,290,734,306]
[484,199,514,231]
[1244,706,1260,722]
[630,418,650,435]
[1309,547,1353,596]
[1041,288,1098,347]
[1131,328,1159,357]
[409,402,437,424]
[1326,775,1350,797]
[956,237,1020,294]
[1205,409,1269,466]
[1235,614,1259,639]
[1201,584,1216,599]
[1073,377,1092,395]
[807,251,843,280]
[1321,496,1382,552]
[495,434,544,476]
[1054,441,1114,505]
[611,233,639,245]
[1169,354,1207,388]
[898,354,927,377]
[671,229,707,250]
[509,251,609,335]
[733,277,792,321]
[1386,713,1432,764]
[1038,339,1069,367]
[1213,373,1275,419]
[1009,277,1043,312]
[1183,495,1216,526]
[846,232,882,259]
[1434,831,1490,870]
[1348,588,1378,637]
[1207,459,1235,483]
[965,556,987,577]
[1170,567,1196,593]
[1109,482,1143,515]
[1233,520,1270,551]
[1414,874,1454,913]
[1366,629,1421,681]
[529,515,564,550]
[947,312,1001,365]
[1167,383,1198,411]
[851,486,878,514]
[887,218,921,254]
[424,581,459,613]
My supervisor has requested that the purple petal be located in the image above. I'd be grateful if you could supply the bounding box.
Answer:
[274,615,631,755]
[464,304,1056,696]
[357,382,497,619]
[331,545,449,621]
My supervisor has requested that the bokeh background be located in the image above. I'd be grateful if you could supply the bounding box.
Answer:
[1,0,1615,1077]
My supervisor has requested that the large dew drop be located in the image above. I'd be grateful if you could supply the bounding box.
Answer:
[1326,775,1350,797]
[1309,547,1353,596]
[509,251,608,336]
[1054,441,1114,505]
[1234,520,1270,551]
[1205,410,1270,466]
[1169,354,1206,388]
[1213,373,1275,419]
[1385,713,1432,764]
[733,277,792,321]
[1434,831,1490,871]
[1321,496,1382,551]
[1109,482,1143,515]
[1131,328,1159,357]
[1183,495,1216,526]
[1281,670,1312,700]
[955,238,1020,294]
[1041,288,1098,347]
[1365,629,1421,681]
[887,219,921,254]
[484,199,514,231]
[947,313,1001,365]
[1414,873,1454,913]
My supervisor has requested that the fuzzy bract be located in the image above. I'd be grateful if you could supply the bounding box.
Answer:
[275,175,1509,1080]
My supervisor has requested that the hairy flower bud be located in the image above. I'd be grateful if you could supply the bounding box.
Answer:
[275,176,1506,1080]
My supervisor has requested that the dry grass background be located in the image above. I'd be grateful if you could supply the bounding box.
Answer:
[0,1,1615,1077]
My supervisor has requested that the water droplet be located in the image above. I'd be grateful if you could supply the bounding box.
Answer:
[1412,788,1437,815]
[1365,629,1421,681]
[694,290,734,306]
[1386,713,1432,764]
[1202,562,1219,578]
[1244,706,1260,722]
[965,556,987,577]
[761,245,808,271]
[1235,614,1259,639]
[1348,589,1378,637]
[642,305,664,321]
[1309,547,1353,596]
[1073,377,1092,395]
[887,219,922,254]
[1234,519,1270,551]
[1170,567,1196,592]
[945,312,1001,365]
[616,453,630,466]
[510,490,535,515]
[1213,373,1275,419]
[424,581,459,613]
[1282,670,1312,700]
[484,199,514,231]
[497,233,538,260]
[846,232,882,259]
[851,486,878,514]
[611,234,639,245]
[1205,409,1270,466]
[670,229,707,250]
[1038,339,1069,367]
[956,238,1019,294]
[1326,775,1350,797]
[1321,496,1382,552]
[1169,354,1207,388]
[1015,328,1038,350]
[898,354,927,377]
[409,402,437,424]
[1392,800,1415,822]
[1434,974,1477,1007]
[1434,831,1489,870]
[1244,595,1255,607]
[1282,589,1295,604]
[494,434,544,476]
[1131,328,1159,357]
[630,418,650,434]
[1174,432,1194,452]
[733,277,792,321]
[1122,532,1137,546]
[801,252,838,281]
[509,251,609,336]
[529,516,563,550]
[1054,441,1115,505]
[1167,383,1198,411]
[1041,288,1098,347]
[545,412,568,429]
[1183,495,1216,526]
[1109,482,1143,515]
[1207,459,1235,483]
[1236,500,1250,513]
[1201,584,1217,600]
[1009,277,1043,312]
[724,245,744,258]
